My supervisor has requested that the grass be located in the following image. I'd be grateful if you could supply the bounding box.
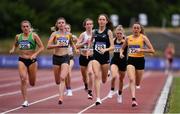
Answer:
[167,77,180,113]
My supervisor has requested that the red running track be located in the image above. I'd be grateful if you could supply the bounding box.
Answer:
[0,69,167,113]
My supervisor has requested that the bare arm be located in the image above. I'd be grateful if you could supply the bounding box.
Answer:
[120,38,128,58]
[141,35,155,54]
[76,33,85,49]
[31,33,44,59]
[9,35,19,54]
[47,32,59,49]
[105,30,114,52]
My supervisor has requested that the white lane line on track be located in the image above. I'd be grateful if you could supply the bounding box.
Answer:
[77,71,151,114]
[153,74,173,114]
[0,77,52,88]
[0,77,81,97]
[1,86,84,114]
[0,73,80,88]
[78,84,129,114]
[1,71,151,114]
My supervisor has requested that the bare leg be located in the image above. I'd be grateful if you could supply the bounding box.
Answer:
[28,62,37,86]
[18,62,28,101]
[59,63,69,103]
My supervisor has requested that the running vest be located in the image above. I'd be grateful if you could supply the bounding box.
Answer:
[93,28,110,54]
[54,31,72,48]
[113,38,127,58]
[127,34,144,57]
[81,31,92,50]
[18,32,36,50]
[68,34,77,55]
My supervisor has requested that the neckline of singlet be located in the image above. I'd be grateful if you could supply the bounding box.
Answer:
[97,27,107,34]
[21,33,32,40]
[56,31,68,35]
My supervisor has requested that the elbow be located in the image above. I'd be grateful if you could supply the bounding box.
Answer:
[151,49,155,54]
[111,45,115,51]
[41,46,45,51]
[46,45,51,50]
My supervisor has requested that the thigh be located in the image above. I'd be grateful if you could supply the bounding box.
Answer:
[80,66,87,76]
[87,60,94,75]
[18,61,28,80]
[127,65,136,80]
[92,60,101,78]
[28,62,38,82]
[119,71,126,80]
[53,65,61,84]
[110,64,119,78]
[101,64,109,81]
[135,70,144,77]
[60,63,69,79]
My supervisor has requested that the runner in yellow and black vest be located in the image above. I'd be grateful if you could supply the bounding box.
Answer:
[47,17,77,105]
[120,22,155,107]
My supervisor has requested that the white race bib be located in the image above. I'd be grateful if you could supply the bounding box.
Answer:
[128,45,140,54]
[95,42,106,53]
[19,40,30,49]
[57,37,69,47]
[114,45,121,53]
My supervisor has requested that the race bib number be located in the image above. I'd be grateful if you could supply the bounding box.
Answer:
[19,40,30,49]
[57,37,69,47]
[128,45,140,54]
[95,42,106,53]
[114,45,121,53]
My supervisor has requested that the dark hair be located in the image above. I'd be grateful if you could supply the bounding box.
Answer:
[98,14,113,31]
[55,17,66,31]
[133,22,145,34]
[83,18,93,27]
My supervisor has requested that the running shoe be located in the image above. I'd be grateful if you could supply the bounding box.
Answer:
[66,89,73,96]
[117,93,122,103]
[136,85,141,89]
[95,98,102,105]
[88,93,93,100]
[21,100,29,107]
[107,90,114,98]
[58,100,63,104]
[132,100,138,107]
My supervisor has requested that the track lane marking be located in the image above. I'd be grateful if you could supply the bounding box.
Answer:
[77,71,151,114]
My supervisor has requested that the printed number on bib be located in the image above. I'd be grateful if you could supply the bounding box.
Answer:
[57,37,69,47]
[128,45,140,54]
[114,45,121,53]
[95,42,106,53]
[19,41,30,49]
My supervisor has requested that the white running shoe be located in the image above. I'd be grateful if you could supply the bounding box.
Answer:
[66,89,73,96]
[21,100,29,107]
[107,90,114,98]
[117,93,122,103]
[88,94,93,100]
[95,98,102,105]
[136,85,141,89]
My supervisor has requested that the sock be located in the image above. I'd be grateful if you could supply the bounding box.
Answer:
[118,90,122,95]
[111,88,115,91]
[85,83,88,89]
[132,97,136,101]
[88,90,92,95]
